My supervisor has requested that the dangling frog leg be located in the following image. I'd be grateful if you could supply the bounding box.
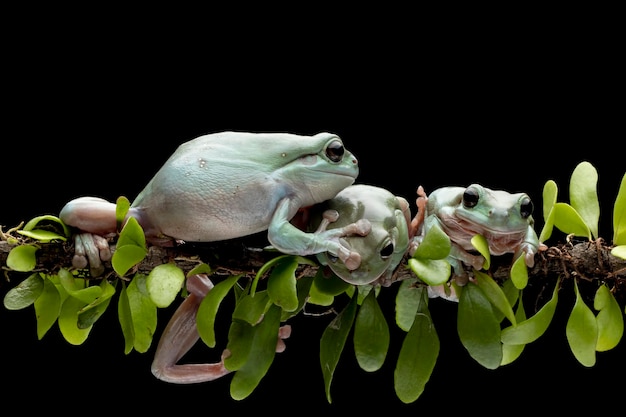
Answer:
[151,273,291,384]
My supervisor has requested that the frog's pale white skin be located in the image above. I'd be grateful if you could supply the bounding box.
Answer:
[310,184,411,286]
[411,184,544,302]
[59,131,372,384]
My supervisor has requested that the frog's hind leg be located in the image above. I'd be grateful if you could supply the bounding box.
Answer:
[151,274,291,384]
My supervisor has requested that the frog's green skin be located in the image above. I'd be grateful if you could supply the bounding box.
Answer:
[415,184,541,300]
[59,131,371,384]
[310,184,411,286]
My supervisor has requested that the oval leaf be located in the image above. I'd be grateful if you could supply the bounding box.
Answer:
[146,263,185,308]
[395,279,422,331]
[6,244,39,272]
[611,245,626,260]
[473,270,516,326]
[126,274,157,353]
[320,294,358,403]
[34,277,62,339]
[408,258,451,286]
[354,290,389,372]
[510,254,529,289]
[570,161,599,239]
[539,180,558,242]
[412,223,451,260]
[58,295,93,345]
[267,256,298,312]
[553,202,591,239]
[613,173,626,245]
[501,279,560,345]
[197,274,241,348]
[394,288,439,404]
[112,245,148,277]
[229,304,282,401]
[458,282,502,369]
[3,272,44,310]
[594,284,624,351]
[470,234,490,270]
[566,280,598,366]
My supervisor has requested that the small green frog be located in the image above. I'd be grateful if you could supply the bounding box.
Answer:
[310,184,411,286]
[413,184,542,300]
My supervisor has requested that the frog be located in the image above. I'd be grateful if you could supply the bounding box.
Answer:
[411,184,543,301]
[308,184,412,287]
[58,131,372,383]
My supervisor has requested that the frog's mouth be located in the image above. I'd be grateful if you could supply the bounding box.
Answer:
[440,214,527,256]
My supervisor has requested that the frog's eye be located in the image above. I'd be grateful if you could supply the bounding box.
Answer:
[520,197,533,219]
[462,187,480,208]
[380,242,394,258]
[325,139,345,163]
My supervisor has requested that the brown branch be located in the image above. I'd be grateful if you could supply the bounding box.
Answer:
[1,233,625,303]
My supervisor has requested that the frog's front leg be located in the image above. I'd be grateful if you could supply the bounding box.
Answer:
[268,199,371,271]
[151,273,291,384]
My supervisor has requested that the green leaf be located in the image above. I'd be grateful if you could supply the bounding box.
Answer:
[187,263,212,277]
[614,173,626,245]
[593,284,624,352]
[473,270,516,326]
[611,245,626,260]
[118,281,135,354]
[229,304,282,401]
[510,254,529,289]
[22,214,70,238]
[501,279,560,345]
[539,180,558,243]
[553,202,591,240]
[281,275,314,321]
[570,161,600,239]
[470,234,490,270]
[58,294,93,345]
[501,295,527,366]
[77,278,115,329]
[394,288,439,404]
[125,274,157,353]
[232,291,272,326]
[6,244,39,272]
[34,276,62,339]
[412,223,451,260]
[457,282,502,369]
[312,267,351,297]
[116,216,146,248]
[408,258,451,286]
[354,289,389,372]
[3,272,44,310]
[267,256,299,312]
[395,279,422,331]
[115,196,131,230]
[58,268,102,304]
[197,274,241,348]
[320,294,358,403]
[17,229,67,242]
[146,263,185,308]
[566,279,598,367]
[112,245,148,277]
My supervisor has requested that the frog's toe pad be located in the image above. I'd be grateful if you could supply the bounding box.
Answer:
[343,251,362,271]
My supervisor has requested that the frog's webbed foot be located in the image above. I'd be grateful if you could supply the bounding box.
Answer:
[315,209,372,271]
[151,274,291,384]
[72,233,112,277]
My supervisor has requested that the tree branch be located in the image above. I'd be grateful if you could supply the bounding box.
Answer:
[2,232,625,303]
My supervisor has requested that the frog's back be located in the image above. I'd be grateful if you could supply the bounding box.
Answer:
[130,131,338,242]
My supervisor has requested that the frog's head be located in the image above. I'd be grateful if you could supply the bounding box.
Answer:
[454,183,535,234]
[318,187,411,286]
[278,132,359,206]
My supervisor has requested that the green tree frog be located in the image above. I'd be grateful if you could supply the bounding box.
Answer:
[59,131,373,384]
[413,184,543,300]
[60,131,370,275]
[309,184,411,286]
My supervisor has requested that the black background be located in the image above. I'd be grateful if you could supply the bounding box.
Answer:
[2,19,624,413]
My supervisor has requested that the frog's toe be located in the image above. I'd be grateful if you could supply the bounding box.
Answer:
[342,250,362,271]
[73,233,112,277]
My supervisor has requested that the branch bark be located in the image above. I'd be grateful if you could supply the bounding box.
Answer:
[1,234,625,303]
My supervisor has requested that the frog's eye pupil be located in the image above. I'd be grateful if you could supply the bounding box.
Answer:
[462,188,480,208]
[326,140,345,163]
[520,197,533,219]
[380,243,394,258]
